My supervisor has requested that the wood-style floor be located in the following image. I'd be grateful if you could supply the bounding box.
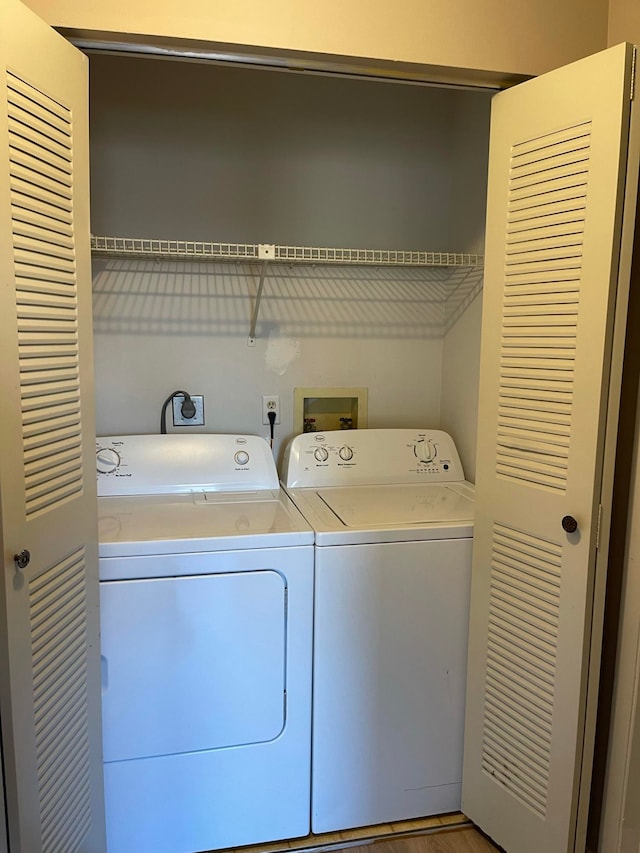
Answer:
[220,816,502,853]
[345,826,501,853]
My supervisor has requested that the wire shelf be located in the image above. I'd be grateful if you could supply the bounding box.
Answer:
[91,236,260,261]
[272,245,482,266]
[91,236,483,268]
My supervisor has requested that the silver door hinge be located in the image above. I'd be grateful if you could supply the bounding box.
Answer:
[596,503,603,551]
[632,46,637,101]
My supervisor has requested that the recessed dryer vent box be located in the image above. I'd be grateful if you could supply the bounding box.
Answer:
[294,387,368,434]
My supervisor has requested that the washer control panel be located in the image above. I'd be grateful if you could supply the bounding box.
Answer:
[96,434,279,496]
[282,429,465,488]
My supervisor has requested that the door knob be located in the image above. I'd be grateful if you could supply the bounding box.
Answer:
[562,516,578,534]
[13,550,31,570]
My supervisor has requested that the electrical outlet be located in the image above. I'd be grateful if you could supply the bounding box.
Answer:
[172,394,205,426]
[262,395,280,425]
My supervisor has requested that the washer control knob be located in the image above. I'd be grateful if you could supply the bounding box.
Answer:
[314,447,329,463]
[96,447,121,474]
[234,450,250,466]
[339,446,354,461]
[414,440,436,464]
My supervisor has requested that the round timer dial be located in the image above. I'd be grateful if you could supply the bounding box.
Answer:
[414,440,436,464]
[96,447,121,474]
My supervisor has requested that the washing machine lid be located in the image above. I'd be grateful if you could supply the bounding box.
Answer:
[286,482,474,546]
[318,482,474,527]
[98,489,313,557]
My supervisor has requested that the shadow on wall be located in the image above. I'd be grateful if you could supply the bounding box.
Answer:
[444,266,484,332]
[92,260,483,340]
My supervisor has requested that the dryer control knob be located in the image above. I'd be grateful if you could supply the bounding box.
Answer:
[414,440,436,464]
[339,446,354,461]
[234,450,250,466]
[96,447,121,474]
[314,447,329,462]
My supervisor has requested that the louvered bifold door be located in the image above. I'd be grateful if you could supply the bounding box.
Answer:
[462,43,638,853]
[0,3,105,852]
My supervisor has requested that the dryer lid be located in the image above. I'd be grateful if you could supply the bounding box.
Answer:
[316,483,474,528]
[98,489,313,556]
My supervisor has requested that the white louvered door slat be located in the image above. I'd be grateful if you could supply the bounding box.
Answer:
[0,2,105,852]
[462,44,640,853]
[10,182,73,219]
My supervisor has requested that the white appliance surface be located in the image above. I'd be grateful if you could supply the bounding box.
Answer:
[288,481,473,545]
[284,429,473,546]
[98,490,311,559]
[97,434,313,853]
[97,432,279,495]
[282,428,474,833]
[319,482,473,526]
[283,427,466,488]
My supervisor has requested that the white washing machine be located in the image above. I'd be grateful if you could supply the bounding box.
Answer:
[282,428,474,834]
[96,434,314,853]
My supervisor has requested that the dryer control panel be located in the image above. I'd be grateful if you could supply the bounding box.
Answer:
[282,429,465,488]
[96,434,279,496]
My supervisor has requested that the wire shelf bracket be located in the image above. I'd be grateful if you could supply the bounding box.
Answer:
[248,251,273,346]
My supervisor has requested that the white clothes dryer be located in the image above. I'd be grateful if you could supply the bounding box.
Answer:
[97,434,313,853]
[282,429,474,834]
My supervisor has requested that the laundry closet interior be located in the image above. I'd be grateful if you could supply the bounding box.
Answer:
[7,3,640,847]
[88,52,492,476]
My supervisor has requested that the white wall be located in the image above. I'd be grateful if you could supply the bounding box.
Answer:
[92,261,446,462]
[440,293,483,482]
[595,8,640,852]
[89,55,490,465]
[439,89,491,481]
[23,0,609,80]
[608,0,640,45]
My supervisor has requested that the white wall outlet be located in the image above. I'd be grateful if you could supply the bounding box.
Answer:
[172,394,205,426]
[262,395,280,425]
